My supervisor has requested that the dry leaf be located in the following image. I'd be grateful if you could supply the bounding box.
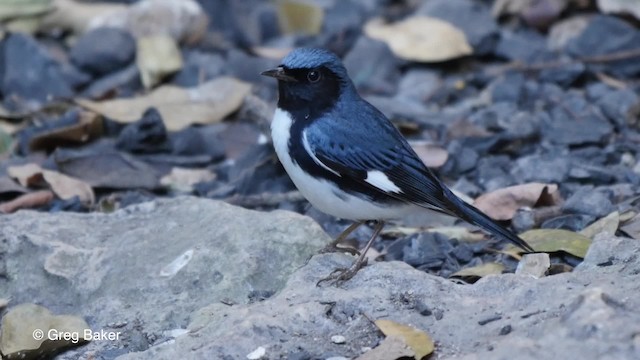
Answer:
[356,336,414,360]
[411,141,448,168]
[0,176,27,195]
[7,163,44,187]
[160,167,216,192]
[41,0,128,34]
[252,46,293,60]
[516,229,592,258]
[28,110,103,153]
[451,262,505,282]
[76,77,251,131]
[42,170,94,205]
[136,35,183,89]
[364,16,472,62]
[374,319,434,360]
[579,211,620,239]
[277,0,324,35]
[0,190,54,213]
[515,253,551,278]
[474,183,561,221]
[597,0,640,20]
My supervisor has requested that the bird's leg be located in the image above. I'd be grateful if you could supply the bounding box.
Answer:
[317,220,385,286]
[319,221,364,256]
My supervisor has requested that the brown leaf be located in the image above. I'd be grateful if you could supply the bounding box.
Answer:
[474,183,561,221]
[42,170,95,205]
[252,46,293,60]
[451,262,505,283]
[76,77,252,131]
[0,190,54,213]
[374,319,434,359]
[364,16,472,62]
[356,336,414,360]
[620,213,640,239]
[410,141,448,168]
[277,0,324,35]
[28,110,103,153]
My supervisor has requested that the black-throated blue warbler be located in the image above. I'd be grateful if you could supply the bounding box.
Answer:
[261,48,534,285]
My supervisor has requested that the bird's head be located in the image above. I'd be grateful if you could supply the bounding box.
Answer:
[261,48,355,114]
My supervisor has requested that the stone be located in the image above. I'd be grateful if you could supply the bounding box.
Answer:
[511,153,571,184]
[70,27,136,76]
[563,189,616,218]
[343,36,400,95]
[566,15,640,77]
[170,50,225,87]
[0,197,329,358]
[0,33,73,111]
[494,29,548,62]
[112,235,640,359]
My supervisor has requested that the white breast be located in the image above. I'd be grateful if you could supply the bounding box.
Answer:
[270,108,414,221]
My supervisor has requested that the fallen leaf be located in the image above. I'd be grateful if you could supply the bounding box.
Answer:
[474,183,561,221]
[27,110,103,153]
[136,35,183,89]
[76,77,252,131]
[450,262,505,282]
[0,190,54,213]
[364,16,472,62]
[160,167,216,192]
[515,229,592,258]
[356,336,414,360]
[579,211,620,239]
[410,141,448,168]
[597,0,640,21]
[515,253,551,278]
[41,0,127,34]
[7,163,44,187]
[53,148,159,190]
[252,46,293,60]
[0,0,53,34]
[374,319,434,360]
[42,170,94,205]
[277,0,324,35]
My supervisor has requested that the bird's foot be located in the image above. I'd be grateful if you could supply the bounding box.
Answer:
[318,243,360,256]
[316,258,367,287]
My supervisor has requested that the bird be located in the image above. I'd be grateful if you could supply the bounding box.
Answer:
[261,48,534,285]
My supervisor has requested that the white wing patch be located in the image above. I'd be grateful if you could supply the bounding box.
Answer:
[365,170,402,193]
[302,130,341,176]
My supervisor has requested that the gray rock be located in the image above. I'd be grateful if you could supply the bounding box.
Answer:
[563,189,615,218]
[0,197,328,358]
[494,29,548,62]
[0,33,73,111]
[70,27,136,76]
[566,15,640,77]
[116,235,640,360]
[343,36,399,95]
[597,88,640,129]
[512,153,571,184]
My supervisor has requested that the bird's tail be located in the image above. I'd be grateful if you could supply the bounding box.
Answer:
[442,187,535,252]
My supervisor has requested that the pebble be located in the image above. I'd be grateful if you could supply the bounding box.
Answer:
[70,27,136,76]
[246,346,266,359]
[330,335,346,344]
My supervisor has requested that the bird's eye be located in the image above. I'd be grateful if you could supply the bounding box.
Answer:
[307,70,321,83]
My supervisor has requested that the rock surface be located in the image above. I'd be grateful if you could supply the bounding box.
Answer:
[1,198,639,359]
[0,197,328,358]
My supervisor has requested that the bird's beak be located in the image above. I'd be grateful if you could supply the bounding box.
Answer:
[261,66,297,82]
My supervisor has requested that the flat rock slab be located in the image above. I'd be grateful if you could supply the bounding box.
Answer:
[0,197,329,357]
[118,234,640,360]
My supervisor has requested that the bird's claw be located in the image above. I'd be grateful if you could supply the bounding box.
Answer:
[316,259,367,287]
[318,243,360,256]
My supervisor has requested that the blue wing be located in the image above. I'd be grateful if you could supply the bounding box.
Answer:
[305,99,534,252]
